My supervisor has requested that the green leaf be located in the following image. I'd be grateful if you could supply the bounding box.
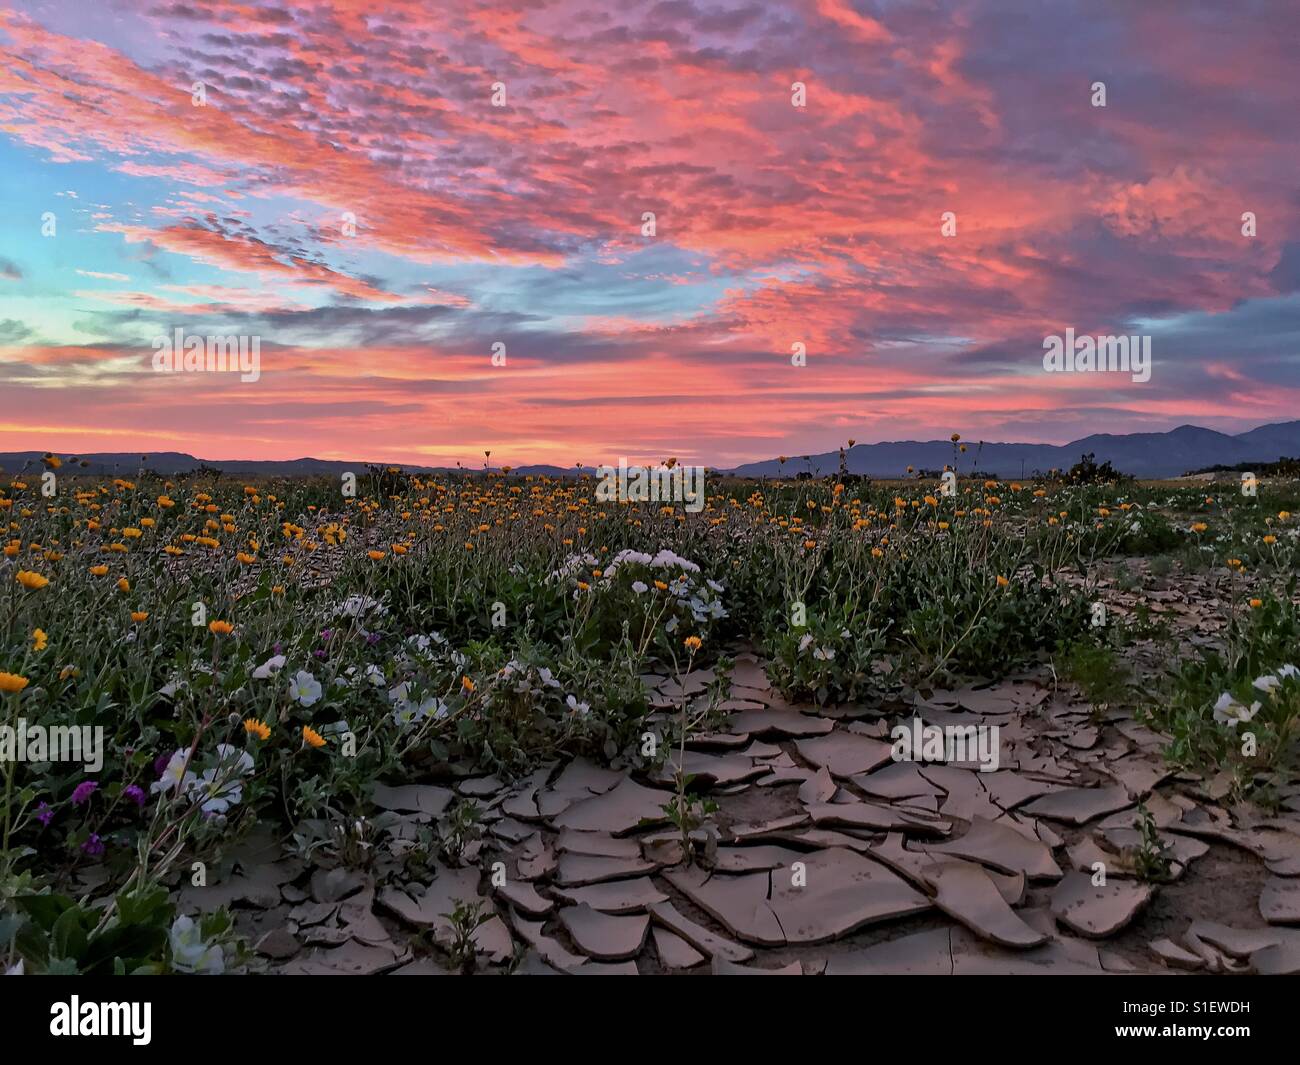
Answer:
[50,906,89,961]
[16,892,73,931]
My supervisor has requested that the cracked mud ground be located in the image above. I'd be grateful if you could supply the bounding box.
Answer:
[174,573,1300,975]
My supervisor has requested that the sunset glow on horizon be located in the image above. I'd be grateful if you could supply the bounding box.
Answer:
[1,0,1297,469]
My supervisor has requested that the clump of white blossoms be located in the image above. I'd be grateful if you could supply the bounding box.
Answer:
[151,743,256,817]
[553,547,725,630]
[388,680,449,729]
[338,594,387,619]
[1213,663,1298,728]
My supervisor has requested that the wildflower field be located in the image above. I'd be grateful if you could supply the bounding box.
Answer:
[2,457,1299,976]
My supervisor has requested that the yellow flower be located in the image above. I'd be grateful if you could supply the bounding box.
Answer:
[31,628,47,651]
[871,547,883,558]
[654,580,669,591]
[1263,535,1277,545]
[684,635,703,652]
[59,665,79,681]
[16,570,49,590]
[117,578,130,593]
[1191,522,1208,533]
[1249,598,1263,609]
[461,676,476,693]
[245,718,271,741]
[0,672,29,694]
[271,585,285,596]
[367,550,386,561]
[996,575,1010,588]
[208,620,233,635]
[302,725,326,749]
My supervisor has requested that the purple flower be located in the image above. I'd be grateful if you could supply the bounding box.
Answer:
[35,801,54,826]
[314,648,327,659]
[123,784,145,807]
[154,751,172,775]
[320,629,332,641]
[366,632,381,646]
[81,833,105,857]
[71,780,98,806]
[273,641,283,655]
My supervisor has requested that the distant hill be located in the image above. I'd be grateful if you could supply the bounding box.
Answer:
[0,451,600,479]
[2,420,1297,480]
[727,420,1300,480]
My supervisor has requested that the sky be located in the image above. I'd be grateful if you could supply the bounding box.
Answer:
[0,0,1297,469]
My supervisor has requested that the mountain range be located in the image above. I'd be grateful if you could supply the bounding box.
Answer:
[728,420,1300,479]
[1,420,1297,481]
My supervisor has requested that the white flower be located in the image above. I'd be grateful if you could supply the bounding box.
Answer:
[1212,692,1260,728]
[252,654,286,680]
[340,595,386,618]
[1277,664,1299,679]
[798,634,815,654]
[364,664,386,686]
[1253,674,1281,694]
[566,694,591,716]
[631,580,648,594]
[392,695,447,729]
[169,915,225,974]
[151,749,196,796]
[288,670,322,706]
[192,769,243,815]
[213,743,254,776]
[650,549,700,573]
[813,646,835,661]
